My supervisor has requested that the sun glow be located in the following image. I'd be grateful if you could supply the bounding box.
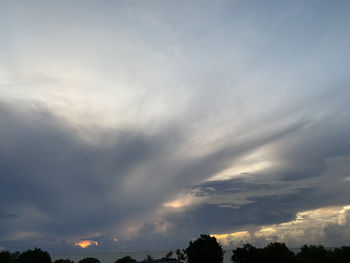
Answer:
[211,231,251,246]
[213,231,250,239]
[206,147,274,182]
[212,231,250,240]
[75,240,98,248]
[163,200,183,208]
[163,194,204,209]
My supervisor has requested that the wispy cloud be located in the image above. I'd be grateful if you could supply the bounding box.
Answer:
[0,0,350,252]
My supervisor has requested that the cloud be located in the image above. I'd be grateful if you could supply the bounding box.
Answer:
[1,0,350,253]
[1,86,350,251]
[212,205,350,248]
[0,102,186,251]
[323,208,350,247]
[0,99,310,251]
[152,129,350,247]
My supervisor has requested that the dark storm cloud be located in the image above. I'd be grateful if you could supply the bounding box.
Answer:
[1,0,350,251]
[159,114,350,241]
[0,102,187,250]
[173,189,315,233]
[1,91,350,251]
[0,100,317,251]
[146,107,350,243]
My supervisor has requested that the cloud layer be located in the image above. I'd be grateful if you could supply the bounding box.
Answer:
[0,0,350,253]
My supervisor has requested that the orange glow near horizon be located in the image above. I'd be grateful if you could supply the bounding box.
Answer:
[164,200,183,208]
[212,231,250,239]
[211,231,251,247]
[163,194,204,209]
[75,240,98,248]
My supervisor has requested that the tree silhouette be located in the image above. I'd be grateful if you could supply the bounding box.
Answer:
[143,254,153,262]
[262,242,295,263]
[297,245,329,263]
[114,255,136,263]
[175,248,186,262]
[17,248,51,263]
[55,260,74,263]
[185,234,224,263]
[164,250,174,260]
[0,251,14,263]
[232,243,261,263]
[333,246,350,263]
[232,242,296,263]
[78,257,100,263]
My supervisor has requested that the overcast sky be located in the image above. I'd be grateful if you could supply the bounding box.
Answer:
[1,0,350,253]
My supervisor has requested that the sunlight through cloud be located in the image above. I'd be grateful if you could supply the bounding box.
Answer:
[75,240,99,248]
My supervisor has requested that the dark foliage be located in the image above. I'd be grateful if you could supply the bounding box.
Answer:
[297,245,330,263]
[164,251,174,260]
[185,234,224,263]
[2,239,350,263]
[166,251,173,258]
[332,246,350,263]
[143,255,154,262]
[78,257,100,263]
[17,248,51,263]
[232,243,350,263]
[175,249,186,262]
[232,242,295,263]
[0,251,14,263]
[114,255,137,263]
[232,243,261,263]
[55,259,75,263]
[262,242,296,263]
[11,252,21,262]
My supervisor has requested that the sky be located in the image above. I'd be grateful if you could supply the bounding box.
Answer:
[1,0,350,254]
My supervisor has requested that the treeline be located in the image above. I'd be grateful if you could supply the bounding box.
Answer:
[1,235,350,263]
[232,243,350,263]
[0,248,184,263]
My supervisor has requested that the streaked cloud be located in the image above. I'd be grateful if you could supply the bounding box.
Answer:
[0,0,350,253]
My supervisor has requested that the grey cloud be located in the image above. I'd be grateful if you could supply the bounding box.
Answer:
[1,0,350,252]
[323,210,350,247]
[0,100,315,252]
[165,189,316,235]
[0,102,186,250]
[2,94,350,252]
[159,133,350,244]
